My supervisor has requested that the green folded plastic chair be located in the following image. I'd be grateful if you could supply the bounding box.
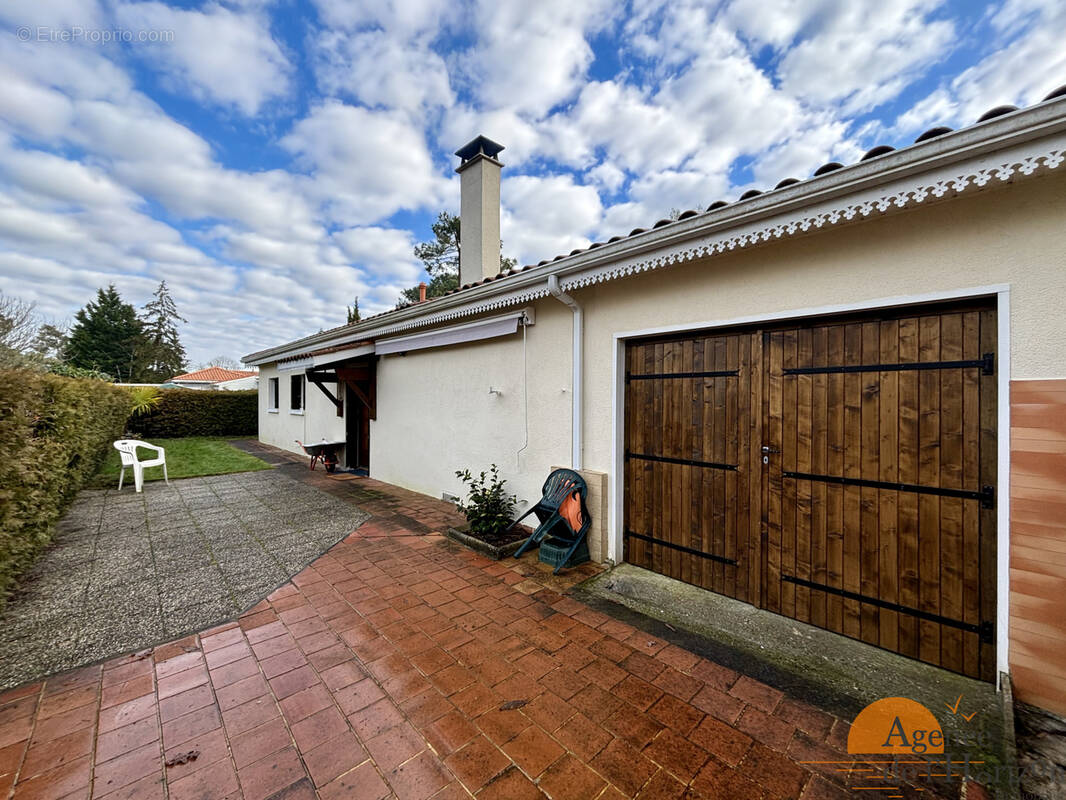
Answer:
[510,468,591,572]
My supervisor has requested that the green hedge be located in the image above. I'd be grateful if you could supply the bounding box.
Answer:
[134,389,258,437]
[0,370,131,606]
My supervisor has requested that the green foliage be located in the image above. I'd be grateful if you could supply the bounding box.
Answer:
[415,211,462,277]
[454,464,517,538]
[346,297,361,325]
[48,362,114,381]
[134,389,258,437]
[127,385,162,416]
[0,369,131,608]
[66,285,147,382]
[398,211,518,308]
[140,281,187,381]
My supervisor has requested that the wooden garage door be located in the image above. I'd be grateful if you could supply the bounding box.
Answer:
[623,302,997,681]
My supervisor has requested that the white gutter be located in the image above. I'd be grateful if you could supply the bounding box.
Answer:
[547,274,582,471]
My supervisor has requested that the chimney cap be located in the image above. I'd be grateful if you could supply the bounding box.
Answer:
[455,135,505,164]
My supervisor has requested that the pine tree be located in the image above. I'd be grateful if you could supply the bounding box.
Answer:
[398,212,517,308]
[66,285,147,381]
[140,281,187,380]
[346,297,361,324]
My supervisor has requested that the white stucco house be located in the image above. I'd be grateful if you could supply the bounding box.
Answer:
[245,89,1066,716]
[169,366,259,391]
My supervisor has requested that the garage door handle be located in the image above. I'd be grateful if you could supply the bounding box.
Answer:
[761,446,780,454]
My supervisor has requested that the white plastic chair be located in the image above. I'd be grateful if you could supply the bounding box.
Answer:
[114,439,169,493]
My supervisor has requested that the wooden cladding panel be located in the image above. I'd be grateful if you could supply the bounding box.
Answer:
[1010,379,1066,716]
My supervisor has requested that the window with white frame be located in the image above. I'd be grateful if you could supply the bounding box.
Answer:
[290,374,304,413]
[268,377,279,411]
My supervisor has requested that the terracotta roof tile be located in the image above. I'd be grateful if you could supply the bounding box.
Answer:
[171,367,257,383]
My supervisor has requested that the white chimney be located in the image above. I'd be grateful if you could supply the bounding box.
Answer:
[455,135,504,287]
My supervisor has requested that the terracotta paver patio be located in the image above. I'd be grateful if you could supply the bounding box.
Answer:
[1,466,873,799]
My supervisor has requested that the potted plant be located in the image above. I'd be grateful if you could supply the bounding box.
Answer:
[446,464,526,559]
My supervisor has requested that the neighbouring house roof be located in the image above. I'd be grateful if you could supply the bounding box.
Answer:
[171,367,258,383]
[243,86,1066,367]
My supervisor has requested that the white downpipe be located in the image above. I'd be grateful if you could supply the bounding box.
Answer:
[547,275,582,470]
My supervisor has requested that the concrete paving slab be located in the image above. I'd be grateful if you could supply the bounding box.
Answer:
[0,470,369,690]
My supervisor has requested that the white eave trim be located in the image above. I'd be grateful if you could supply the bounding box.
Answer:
[242,100,1066,366]
[375,310,530,355]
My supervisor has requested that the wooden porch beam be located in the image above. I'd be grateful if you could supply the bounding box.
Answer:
[309,377,344,417]
[344,380,376,420]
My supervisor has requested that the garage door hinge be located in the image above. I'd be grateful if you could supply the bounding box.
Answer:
[980,485,995,510]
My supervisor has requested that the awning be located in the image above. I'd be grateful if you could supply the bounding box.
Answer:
[277,358,312,372]
[276,343,375,372]
[312,343,375,367]
[375,309,532,356]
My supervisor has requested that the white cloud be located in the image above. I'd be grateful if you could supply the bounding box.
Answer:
[543,80,703,174]
[0,66,75,140]
[114,1,292,115]
[313,28,453,115]
[0,0,105,31]
[310,0,453,36]
[722,0,822,49]
[282,101,446,225]
[775,0,955,114]
[332,227,424,284]
[0,139,141,210]
[458,0,616,117]
[748,118,860,188]
[892,1,1065,135]
[501,174,602,265]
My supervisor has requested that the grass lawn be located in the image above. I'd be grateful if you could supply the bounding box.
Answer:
[89,437,272,488]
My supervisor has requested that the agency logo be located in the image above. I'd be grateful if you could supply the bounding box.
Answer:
[798,695,984,798]
[847,697,945,755]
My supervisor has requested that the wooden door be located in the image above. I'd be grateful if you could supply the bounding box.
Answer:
[623,301,998,681]
[623,330,763,605]
[345,384,370,471]
[763,306,997,681]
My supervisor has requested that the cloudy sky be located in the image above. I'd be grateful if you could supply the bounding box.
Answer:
[0,0,1062,365]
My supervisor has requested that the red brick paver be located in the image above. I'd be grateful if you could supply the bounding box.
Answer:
[0,473,862,799]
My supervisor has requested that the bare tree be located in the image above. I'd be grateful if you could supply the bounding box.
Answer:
[0,292,41,367]
[199,355,241,370]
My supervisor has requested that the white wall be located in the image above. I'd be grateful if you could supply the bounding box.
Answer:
[371,300,573,511]
[257,364,345,457]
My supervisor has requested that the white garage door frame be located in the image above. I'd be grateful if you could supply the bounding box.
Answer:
[609,283,1012,686]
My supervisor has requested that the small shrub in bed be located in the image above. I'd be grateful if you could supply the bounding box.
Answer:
[454,464,517,541]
